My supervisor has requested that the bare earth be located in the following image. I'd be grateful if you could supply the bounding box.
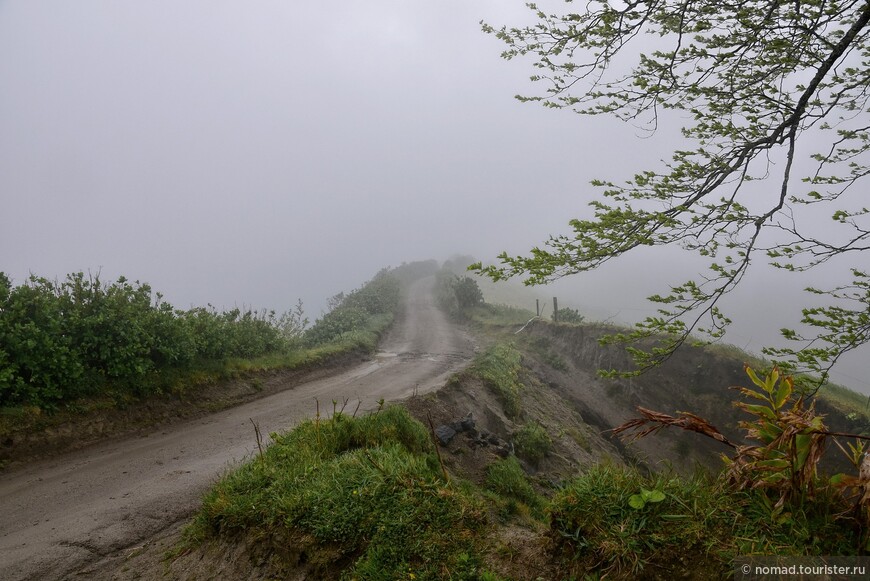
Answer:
[0,277,476,581]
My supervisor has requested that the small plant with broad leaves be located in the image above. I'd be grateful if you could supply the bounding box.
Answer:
[628,487,665,510]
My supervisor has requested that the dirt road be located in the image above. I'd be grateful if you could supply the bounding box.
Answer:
[0,277,475,581]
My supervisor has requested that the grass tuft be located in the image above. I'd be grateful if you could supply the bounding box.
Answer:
[513,422,552,465]
[468,343,524,418]
[485,457,544,518]
[186,406,491,580]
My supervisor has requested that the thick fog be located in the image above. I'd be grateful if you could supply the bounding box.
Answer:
[1,1,867,394]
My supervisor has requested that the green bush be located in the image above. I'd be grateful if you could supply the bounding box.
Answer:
[453,276,484,310]
[305,271,400,347]
[0,274,85,406]
[342,269,400,315]
[0,271,294,408]
[62,273,155,380]
[304,306,369,346]
[146,299,197,368]
[513,422,552,465]
[435,271,484,319]
[553,306,585,324]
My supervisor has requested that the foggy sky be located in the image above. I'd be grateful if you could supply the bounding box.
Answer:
[1,1,867,394]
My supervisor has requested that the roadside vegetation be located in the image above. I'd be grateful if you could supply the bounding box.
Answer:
[467,343,524,419]
[512,421,551,465]
[0,264,437,460]
[184,406,503,580]
[435,261,539,333]
[0,272,302,411]
[303,269,399,350]
[550,462,860,578]
[434,269,484,320]
[484,456,544,517]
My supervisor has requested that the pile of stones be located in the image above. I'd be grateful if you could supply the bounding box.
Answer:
[434,413,513,458]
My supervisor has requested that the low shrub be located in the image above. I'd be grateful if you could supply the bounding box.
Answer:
[513,422,552,465]
[305,271,400,347]
[553,306,584,324]
[0,271,299,409]
[435,269,484,319]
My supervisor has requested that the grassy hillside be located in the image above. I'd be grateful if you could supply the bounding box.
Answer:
[171,303,869,578]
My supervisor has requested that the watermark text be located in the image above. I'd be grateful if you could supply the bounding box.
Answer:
[735,557,870,580]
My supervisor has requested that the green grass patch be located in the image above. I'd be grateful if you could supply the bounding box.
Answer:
[550,463,860,578]
[819,381,870,421]
[466,303,537,328]
[468,343,524,418]
[485,457,544,518]
[186,406,492,580]
[513,422,552,465]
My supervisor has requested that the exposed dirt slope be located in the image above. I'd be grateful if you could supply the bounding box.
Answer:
[517,321,868,473]
[0,276,476,581]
